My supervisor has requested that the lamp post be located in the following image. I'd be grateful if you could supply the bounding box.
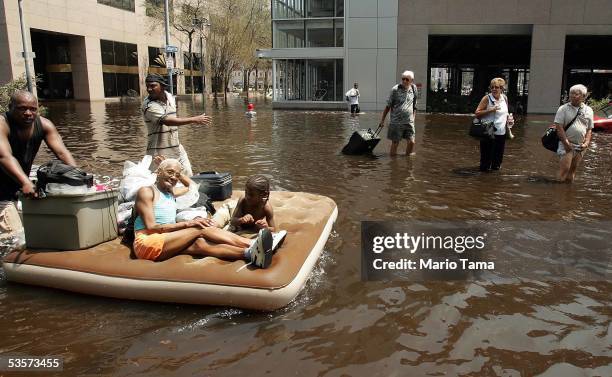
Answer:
[192,17,210,100]
[163,0,174,94]
[18,0,33,92]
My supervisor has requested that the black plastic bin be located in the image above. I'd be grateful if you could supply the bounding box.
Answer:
[341,125,382,155]
[191,171,232,200]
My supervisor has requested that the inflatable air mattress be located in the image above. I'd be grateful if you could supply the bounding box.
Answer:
[2,191,337,310]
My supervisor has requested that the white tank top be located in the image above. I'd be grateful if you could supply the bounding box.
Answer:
[483,94,508,135]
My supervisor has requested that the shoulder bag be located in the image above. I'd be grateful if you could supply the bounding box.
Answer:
[541,107,581,152]
[469,95,496,139]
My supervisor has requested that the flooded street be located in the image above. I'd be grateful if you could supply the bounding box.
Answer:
[1,97,611,376]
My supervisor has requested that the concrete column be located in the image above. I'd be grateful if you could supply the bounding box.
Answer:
[396,24,428,111]
[70,36,104,100]
[0,6,15,85]
[0,1,36,96]
[527,25,567,114]
[138,43,148,98]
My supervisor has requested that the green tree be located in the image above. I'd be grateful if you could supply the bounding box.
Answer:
[0,76,46,115]
[207,0,270,97]
[144,0,271,97]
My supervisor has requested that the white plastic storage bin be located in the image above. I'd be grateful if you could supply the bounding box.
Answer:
[21,190,118,250]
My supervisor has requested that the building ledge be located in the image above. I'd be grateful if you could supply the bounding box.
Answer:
[272,101,347,110]
[257,48,344,60]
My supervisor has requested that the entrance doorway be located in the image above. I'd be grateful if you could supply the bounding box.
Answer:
[31,30,74,99]
[427,35,531,114]
[563,36,612,102]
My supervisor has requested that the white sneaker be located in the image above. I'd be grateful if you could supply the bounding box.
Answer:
[248,228,273,269]
[272,230,287,252]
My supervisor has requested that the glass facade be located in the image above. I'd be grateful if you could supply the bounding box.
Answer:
[100,40,139,97]
[275,59,343,101]
[273,1,344,48]
[273,0,343,18]
[272,1,344,102]
[97,0,135,12]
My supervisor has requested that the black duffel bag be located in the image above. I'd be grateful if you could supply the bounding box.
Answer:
[541,109,581,152]
[541,126,560,152]
[469,118,495,139]
[36,160,94,191]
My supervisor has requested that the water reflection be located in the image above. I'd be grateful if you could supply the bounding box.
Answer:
[1,98,610,375]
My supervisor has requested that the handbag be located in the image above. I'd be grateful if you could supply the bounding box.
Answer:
[469,118,495,139]
[469,94,501,139]
[541,107,581,152]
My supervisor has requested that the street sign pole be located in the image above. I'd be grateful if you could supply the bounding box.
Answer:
[163,0,173,94]
[18,0,33,92]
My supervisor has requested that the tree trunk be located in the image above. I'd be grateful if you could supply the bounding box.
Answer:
[264,70,269,94]
[255,67,259,92]
[223,75,228,99]
[243,69,249,98]
[188,34,194,96]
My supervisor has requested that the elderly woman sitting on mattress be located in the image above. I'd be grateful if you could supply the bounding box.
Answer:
[133,158,273,268]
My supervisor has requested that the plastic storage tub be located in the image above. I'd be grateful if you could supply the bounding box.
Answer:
[191,172,232,200]
[21,190,118,250]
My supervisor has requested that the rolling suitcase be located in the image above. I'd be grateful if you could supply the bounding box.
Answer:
[341,125,382,155]
[190,171,232,200]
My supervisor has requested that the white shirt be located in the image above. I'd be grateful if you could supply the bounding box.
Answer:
[345,88,359,105]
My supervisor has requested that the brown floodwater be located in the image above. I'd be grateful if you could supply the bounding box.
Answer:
[1,97,611,376]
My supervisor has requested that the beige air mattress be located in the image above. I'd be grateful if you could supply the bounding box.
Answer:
[2,191,338,310]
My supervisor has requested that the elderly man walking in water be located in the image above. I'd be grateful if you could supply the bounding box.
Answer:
[379,70,418,156]
[0,90,76,240]
[142,74,212,176]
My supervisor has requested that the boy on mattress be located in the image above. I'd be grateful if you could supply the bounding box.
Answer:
[132,159,275,268]
[230,175,287,247]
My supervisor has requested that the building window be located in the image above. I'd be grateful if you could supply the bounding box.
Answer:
[306,19,333,47]
[100,39,139,97]
[273,1,343,48]
[275,58,343,101]
[273,0,343,19]
[274,20,305,48]
[184,52,203,94]
[97,0,135,13]
[148,46,165,67]
[144,0,174,19]
[307,0,334,17]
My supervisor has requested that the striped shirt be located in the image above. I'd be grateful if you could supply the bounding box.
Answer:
[142,91,181,159]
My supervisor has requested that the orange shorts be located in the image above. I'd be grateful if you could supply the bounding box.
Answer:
[134,230,166,261]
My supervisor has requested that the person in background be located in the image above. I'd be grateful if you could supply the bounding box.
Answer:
[345,83,360,114]
[0,90,76,240]
[474,78,511,171]
[245,103,257,118]
[379,70,418,156]
[554,84,593,183]
[142,74,212,176]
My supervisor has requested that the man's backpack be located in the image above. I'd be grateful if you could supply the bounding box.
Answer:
[36,160,94,191]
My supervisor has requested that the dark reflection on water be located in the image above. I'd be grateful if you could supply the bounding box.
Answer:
[1,98,611,376]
